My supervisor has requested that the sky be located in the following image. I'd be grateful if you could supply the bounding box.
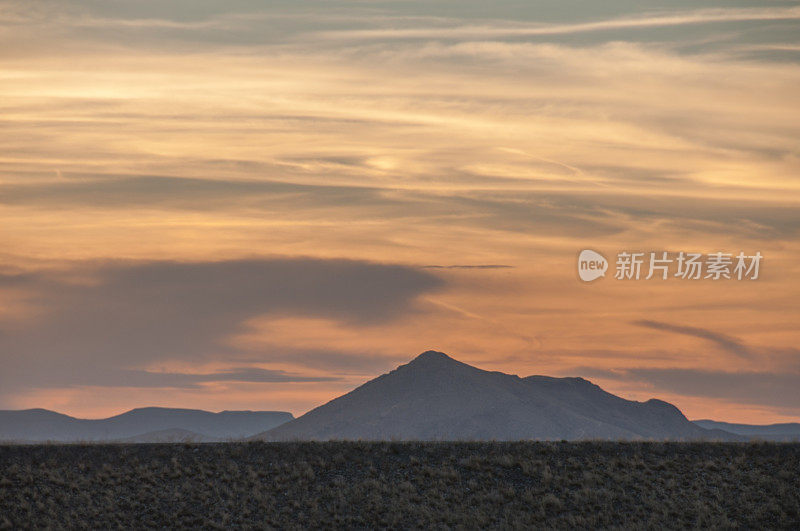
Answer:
[1,0,799,423]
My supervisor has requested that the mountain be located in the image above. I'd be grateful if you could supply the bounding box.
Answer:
[693,420,800,442]
[0,407,293,443]
[256,351,737,441]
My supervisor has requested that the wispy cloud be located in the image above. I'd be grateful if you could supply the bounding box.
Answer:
[114,367,340,388]
[310,7,800,41]
[632,320,753,359]
[422,264,514,269]
[14,366,341,389]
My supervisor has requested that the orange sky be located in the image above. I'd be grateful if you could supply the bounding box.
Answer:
[1,0,799,423]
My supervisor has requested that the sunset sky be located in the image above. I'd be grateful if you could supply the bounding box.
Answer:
[1,0,799,423]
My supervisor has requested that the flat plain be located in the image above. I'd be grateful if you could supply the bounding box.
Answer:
[1,441,798,529]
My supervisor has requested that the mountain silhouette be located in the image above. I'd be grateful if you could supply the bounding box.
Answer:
[257,351,737,441]
[693,420,800,441]
[0,407,292,443]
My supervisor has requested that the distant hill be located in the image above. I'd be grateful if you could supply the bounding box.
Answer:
[256,351,739,441]
[0,407,293,443]
[693,420,800,442]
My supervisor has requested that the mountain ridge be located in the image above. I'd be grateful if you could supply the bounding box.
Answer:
[4,352,790,442]
[0,407,293,443]
[692,419,800,441]
[257,350,740,441]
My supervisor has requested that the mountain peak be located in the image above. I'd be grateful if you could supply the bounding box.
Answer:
[407,350,457,366]
[416,350,452,360]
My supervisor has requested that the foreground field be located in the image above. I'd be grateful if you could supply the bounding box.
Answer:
[1,442,799,528]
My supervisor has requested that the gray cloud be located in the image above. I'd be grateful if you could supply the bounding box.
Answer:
[0,258,442,398]
[23,367,339,390]
[0,175,390,211]
[632,319,753,359]
[582,367,800,409]
[422,264,514,269]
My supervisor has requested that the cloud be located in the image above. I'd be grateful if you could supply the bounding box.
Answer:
[0,175,391,211]
[6,175,798,241]
[584,367,800,409]
[422,264,513,269]
[21,366,340,389]
[233,347,407,374]
[0,258,442,396]
[144,366,339,385]
[632,320,752,359]
[310,7,800,41]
